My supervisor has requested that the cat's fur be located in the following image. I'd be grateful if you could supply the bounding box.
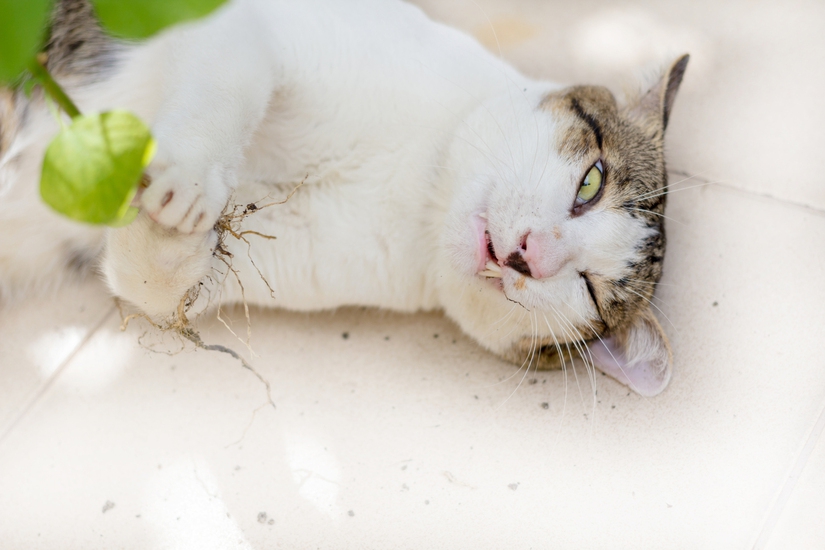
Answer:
[0,0,688,396]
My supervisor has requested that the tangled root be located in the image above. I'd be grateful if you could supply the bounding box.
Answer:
[118,177,307,410]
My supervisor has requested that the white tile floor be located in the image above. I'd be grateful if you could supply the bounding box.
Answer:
[1,1,824,548]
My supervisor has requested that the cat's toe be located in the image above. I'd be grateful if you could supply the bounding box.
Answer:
[141,164,228,234]
[159,192,213,234]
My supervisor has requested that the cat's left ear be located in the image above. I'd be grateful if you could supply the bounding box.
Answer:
[626,54,690,135]
[589,307,673,397]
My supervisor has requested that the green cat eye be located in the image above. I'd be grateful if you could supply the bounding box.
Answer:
[577,160,604,204]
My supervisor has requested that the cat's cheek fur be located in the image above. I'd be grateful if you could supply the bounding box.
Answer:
[101,213,217,318]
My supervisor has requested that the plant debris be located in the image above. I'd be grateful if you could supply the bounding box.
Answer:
[119,178,306,411]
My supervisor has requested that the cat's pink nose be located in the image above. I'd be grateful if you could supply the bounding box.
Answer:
[503,233,537,278]
[503,232,562,280]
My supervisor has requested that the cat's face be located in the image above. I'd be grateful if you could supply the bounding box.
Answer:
[438,56,688,396]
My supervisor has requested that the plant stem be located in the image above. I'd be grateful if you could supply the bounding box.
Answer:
[28,53,81,119]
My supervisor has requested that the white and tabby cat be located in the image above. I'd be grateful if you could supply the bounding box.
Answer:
[0,0,688,396]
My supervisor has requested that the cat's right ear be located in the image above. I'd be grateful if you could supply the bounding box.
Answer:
[626,54,690,136]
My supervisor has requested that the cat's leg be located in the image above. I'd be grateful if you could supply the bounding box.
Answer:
[139,0,276,234]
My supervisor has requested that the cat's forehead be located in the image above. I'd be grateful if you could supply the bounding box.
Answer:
[539,86,617,159]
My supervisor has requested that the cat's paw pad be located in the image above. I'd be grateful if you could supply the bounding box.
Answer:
[140,162,234,234]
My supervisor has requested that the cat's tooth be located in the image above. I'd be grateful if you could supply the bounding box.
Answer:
[485,260,501,273]
[478,212,487,219]
[479,269,502,278]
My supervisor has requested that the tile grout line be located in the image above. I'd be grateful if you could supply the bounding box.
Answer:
[675,165,825,544]
[0,305,117,447]
[669,169,825,217]
[750,399,825,549]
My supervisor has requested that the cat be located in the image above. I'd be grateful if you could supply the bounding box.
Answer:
[0,0,688,397]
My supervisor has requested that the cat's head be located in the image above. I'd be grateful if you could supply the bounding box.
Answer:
[439,55,688,396]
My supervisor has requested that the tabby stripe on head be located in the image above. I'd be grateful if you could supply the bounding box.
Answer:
[569,98,603,150]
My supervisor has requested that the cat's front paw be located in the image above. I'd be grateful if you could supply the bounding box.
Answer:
[140,159,236,234]
[102,213,218,318]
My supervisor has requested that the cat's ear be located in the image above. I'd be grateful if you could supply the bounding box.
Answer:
[589,307,673,397]
[626,54,690,135]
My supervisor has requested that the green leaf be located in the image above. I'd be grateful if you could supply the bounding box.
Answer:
[40,110,155,225]
[22,77,37,98]
[0,0,53,83]
[108,206,140,227]
[92,0,228,39]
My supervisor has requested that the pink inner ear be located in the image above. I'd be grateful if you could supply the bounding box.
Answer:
[589,337,672,397]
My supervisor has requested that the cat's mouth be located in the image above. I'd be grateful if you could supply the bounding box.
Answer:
[479,230,503,278]
[474,214,503,280]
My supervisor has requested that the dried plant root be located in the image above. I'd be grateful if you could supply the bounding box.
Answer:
[179,326,276,410]
[118,291,275,410]
[117,177,306,411]
[213,177,306,300]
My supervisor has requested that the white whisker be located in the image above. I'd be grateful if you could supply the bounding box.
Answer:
[633,181,718,203]
[541,312,569,438]
[480,302,518,340]
[561,313,598,426]
[495,310,539,409]
[627,207,686,225]
[553,317,585,411]
[558,298,651,401]
[622,286,679,334]
[666,171,716,188]
[625,278,678,287]
[549,304,597,416]
[496,309,527,343]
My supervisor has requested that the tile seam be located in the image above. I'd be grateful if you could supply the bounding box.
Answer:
[750,399,825,549]
[670,169,825,217]
[0,305,117,448]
